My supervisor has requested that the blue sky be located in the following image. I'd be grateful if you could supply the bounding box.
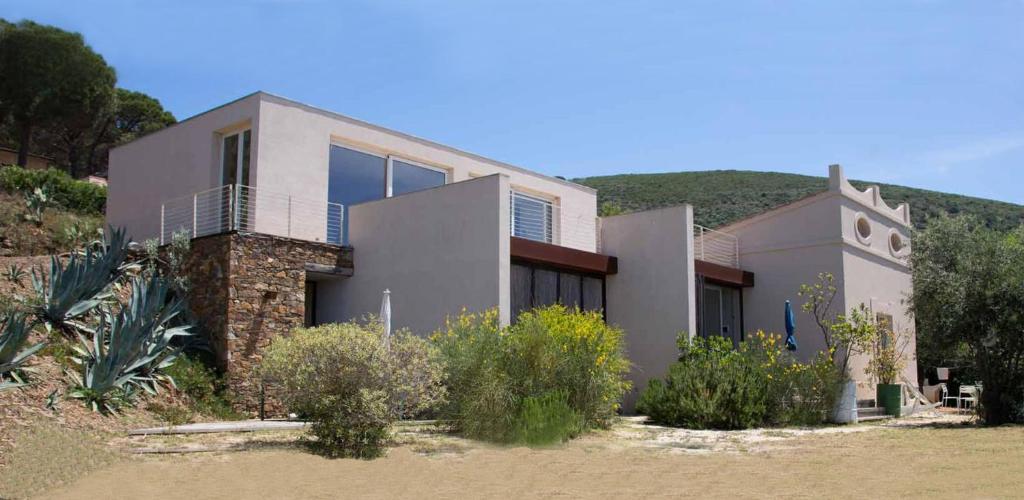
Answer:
[4,0,1022,203]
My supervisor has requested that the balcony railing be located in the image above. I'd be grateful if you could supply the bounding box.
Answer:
[160,184,344,245]
[694,224,739,268]
[510,192,598,253]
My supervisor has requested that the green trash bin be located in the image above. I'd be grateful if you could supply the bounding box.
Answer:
[876,384,902,417]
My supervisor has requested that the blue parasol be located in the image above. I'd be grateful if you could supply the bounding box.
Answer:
[784,300,798,351]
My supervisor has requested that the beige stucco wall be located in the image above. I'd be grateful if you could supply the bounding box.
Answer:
[723,165,917,397]
[601,205,696,411]
[315,174,511,336]
[255,94,598,251]
[727,193,846,363]
[0,149,52,170]
[106,94,261,242]
[106,91,595,248]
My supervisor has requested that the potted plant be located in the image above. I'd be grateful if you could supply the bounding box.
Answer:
[866,320,910,417]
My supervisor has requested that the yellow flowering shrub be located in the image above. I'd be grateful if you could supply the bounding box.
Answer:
[431,305,631,444]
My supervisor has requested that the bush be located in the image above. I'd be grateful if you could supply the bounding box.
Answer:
[0,166,106,215]
[507,391,583,446]
[637,332,841,430]
[164,355,242,421]
[637,336,767,429]
[432,305,630,444]
[260,320,445,458]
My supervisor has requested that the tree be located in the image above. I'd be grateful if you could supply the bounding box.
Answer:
[0,20,116,170]
[911,215,1024,425]
[98,89,175,169]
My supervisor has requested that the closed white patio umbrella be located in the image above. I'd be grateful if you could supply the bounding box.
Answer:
[380,289,391,350]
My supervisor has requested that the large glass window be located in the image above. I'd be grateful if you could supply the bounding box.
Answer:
[328,145,387,244]
[511,192,553,243]
[326,146,447,243]
[392,159,446,196]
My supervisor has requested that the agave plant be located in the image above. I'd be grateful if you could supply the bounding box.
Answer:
[69,275,192,413]
[5,264,27,284]
[33,227,130,329]
[1,312,45,390]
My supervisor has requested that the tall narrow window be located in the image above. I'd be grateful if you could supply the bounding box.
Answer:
[221,130,251,186]
[511,192,553,243]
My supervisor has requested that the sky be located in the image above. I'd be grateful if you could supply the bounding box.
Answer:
[3,0,1022,203]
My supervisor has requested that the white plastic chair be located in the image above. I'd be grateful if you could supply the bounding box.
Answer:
[959,385,979,413]
[940,383,959,409]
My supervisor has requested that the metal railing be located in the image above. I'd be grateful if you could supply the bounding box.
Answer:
[694,224,739,268]
[510,192,599,253]
[160,184,344,245]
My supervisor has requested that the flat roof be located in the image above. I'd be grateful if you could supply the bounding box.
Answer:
[114,91,595,195]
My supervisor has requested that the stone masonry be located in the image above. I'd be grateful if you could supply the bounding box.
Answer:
[183,231,353,416]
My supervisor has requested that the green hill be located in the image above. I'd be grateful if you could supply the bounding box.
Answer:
[573,170,1024,231]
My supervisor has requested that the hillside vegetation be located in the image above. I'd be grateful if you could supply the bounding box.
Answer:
[574,170,1024,231]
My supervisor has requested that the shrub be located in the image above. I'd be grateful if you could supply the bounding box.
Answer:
[260,320,445,458]
[164,355,242,420]
[0,166,106,215]
[431,305,630,444]
[507,391,583,446]
[637,335,767,430]
[637,332,842,430]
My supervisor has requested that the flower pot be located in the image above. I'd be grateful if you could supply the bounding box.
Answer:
[876,383,902,417]
[832,380,858,424]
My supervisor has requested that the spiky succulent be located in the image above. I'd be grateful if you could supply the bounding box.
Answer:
[33,227,130,328]
[0,312,44,390]
[69,275,192,413]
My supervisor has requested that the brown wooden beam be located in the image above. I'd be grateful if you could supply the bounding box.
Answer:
[695,259,754,287]
[510,237,617,275]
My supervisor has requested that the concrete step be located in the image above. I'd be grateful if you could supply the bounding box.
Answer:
[858,414,894,423]
[856,407,890,418]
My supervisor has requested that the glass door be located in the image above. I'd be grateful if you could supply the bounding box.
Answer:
[221,130,252,230]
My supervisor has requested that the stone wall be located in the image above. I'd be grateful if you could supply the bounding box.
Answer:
[183,231,353,416]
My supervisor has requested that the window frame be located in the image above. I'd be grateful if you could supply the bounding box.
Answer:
[327,140,449,198]
[511,190,555,244]
[220,129,251,187]
[386,155,449,197]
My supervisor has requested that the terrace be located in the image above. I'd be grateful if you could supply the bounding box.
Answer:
[160,183,603,255]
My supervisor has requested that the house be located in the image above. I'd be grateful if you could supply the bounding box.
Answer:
[107,92,915,413]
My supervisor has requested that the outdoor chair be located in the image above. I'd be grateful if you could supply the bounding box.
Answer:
[959,385,979,413]
[939,383,959,409]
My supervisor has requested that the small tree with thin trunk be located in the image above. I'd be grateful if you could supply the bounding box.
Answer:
[798,272,877,380]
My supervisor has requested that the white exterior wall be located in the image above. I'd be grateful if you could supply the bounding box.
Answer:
[601,205,696,411]
[106,94,261,242]
[315,175,512,336]
[255,94,598,251]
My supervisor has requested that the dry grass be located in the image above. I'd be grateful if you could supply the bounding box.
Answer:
[5,415,1020,499]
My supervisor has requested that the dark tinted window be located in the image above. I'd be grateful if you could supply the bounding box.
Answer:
[392,159,445,196]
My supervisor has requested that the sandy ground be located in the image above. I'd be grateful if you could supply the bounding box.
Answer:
[12,412,1022,500]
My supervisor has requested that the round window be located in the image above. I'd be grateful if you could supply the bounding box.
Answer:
[889,230,906,256]
[854,213,872,244]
